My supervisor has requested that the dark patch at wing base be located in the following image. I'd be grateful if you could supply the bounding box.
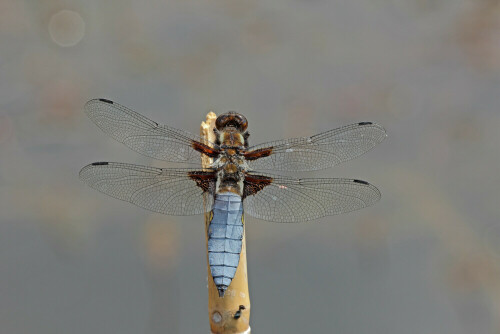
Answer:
[191,141,220,158]
[243,147,273,160]
[243,174,273,197]
[188,171,216,192]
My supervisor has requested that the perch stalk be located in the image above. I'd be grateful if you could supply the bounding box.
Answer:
[201,112,251,334]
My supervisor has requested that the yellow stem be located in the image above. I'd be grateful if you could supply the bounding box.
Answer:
[201,112,251,334]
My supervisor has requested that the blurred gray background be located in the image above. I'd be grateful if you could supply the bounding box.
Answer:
[1,0,500,333]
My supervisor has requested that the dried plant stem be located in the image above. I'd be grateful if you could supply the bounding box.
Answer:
[201,112,251,334]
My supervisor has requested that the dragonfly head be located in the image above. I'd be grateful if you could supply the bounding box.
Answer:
[215,112,248,132]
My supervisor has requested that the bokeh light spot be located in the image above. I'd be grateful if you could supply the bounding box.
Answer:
[48,10,85,47]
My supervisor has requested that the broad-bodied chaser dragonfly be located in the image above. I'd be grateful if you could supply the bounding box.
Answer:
[80,99,386,296]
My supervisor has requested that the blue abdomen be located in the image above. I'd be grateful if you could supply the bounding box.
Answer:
[207,192,244,297]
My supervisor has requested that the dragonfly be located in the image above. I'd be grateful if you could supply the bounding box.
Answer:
[79,98,386,297]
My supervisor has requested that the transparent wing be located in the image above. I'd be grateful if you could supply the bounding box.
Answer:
[247,122,386,171]
[85,99,215,163]
[244,173,381,222]
[79,162,214,215]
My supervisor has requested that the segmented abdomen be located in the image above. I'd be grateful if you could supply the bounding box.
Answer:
[207,192,244,297]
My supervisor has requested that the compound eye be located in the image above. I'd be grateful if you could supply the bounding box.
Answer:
[215,112,248,131]
[234,114,248,131]
[215,114,228,130]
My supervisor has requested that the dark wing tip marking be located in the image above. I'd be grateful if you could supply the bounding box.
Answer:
[358,122,388,140]
[98,98,114,104]
[91,162,109,166]
[353,179,369,185]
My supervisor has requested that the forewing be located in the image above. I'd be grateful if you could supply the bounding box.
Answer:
[244,173,381,222]
[246,122,386,171]
[85,99,215,163]
[79,162,214,215]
